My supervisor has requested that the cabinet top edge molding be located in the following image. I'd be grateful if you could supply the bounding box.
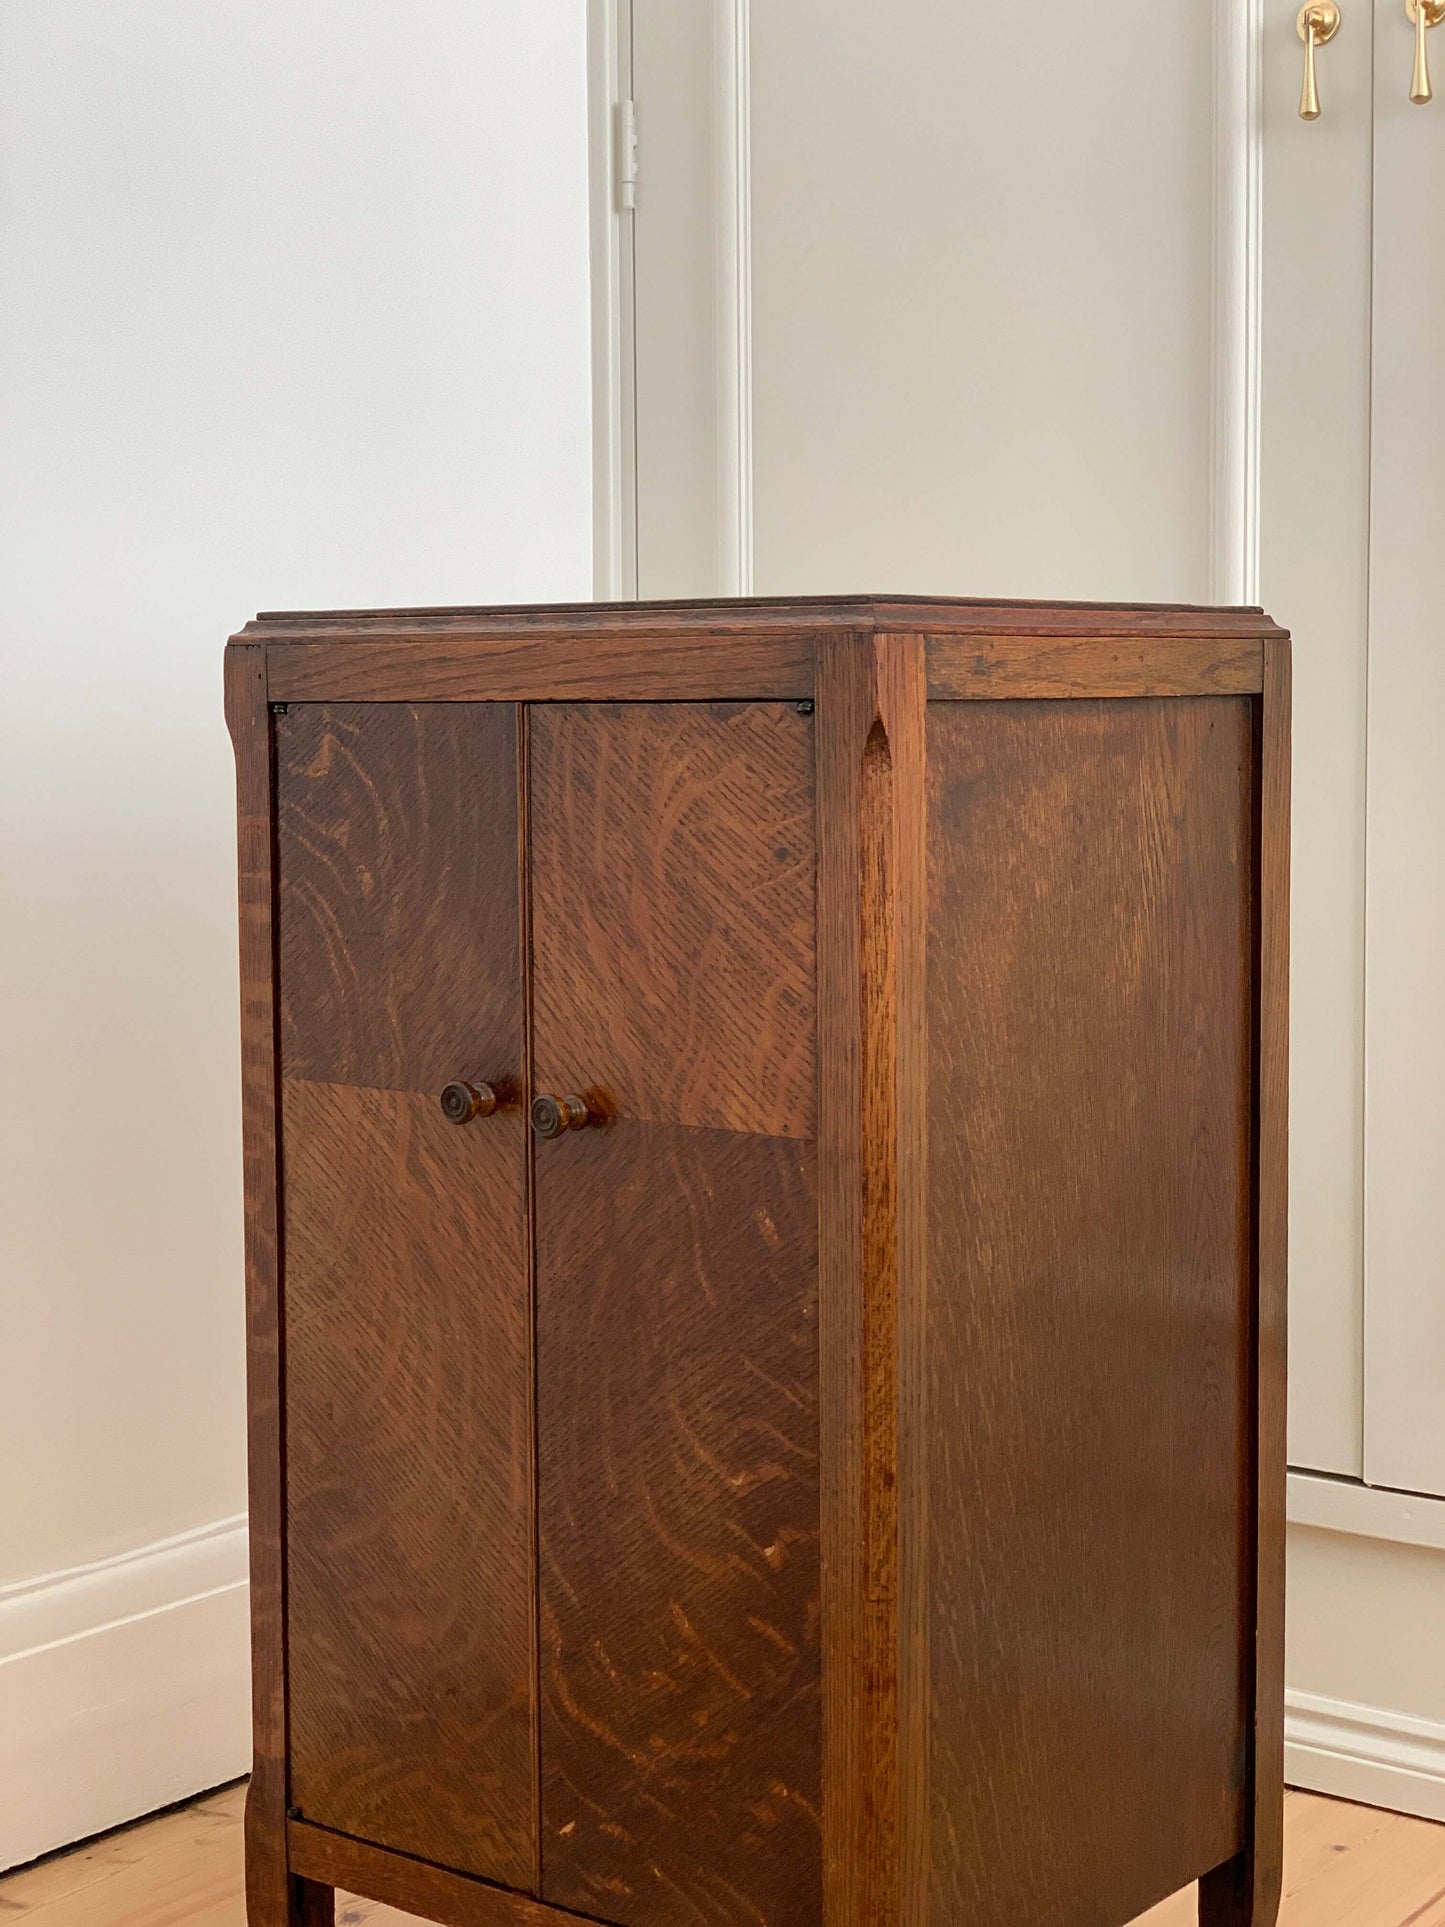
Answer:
[233,593,1287,647]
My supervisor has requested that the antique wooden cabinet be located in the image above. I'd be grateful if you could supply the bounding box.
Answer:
[226,597,1289,1927]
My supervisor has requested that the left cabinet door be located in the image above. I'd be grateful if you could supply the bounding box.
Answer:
[275,702,536,1890]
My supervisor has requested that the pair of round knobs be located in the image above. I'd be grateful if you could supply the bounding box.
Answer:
[438,1081,590,1140]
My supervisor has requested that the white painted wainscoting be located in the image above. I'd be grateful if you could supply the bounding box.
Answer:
[0,1519,250,1870]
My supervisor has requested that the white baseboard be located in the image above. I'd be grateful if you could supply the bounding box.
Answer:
[1286,1486,1445,1824]
[5,1495,1444,1868]
[1286,1688,1445,1823]
[0,1516,252,1871]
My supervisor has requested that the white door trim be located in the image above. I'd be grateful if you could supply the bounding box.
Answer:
[1213,0,1265,606]
[588,0,637,599]
[714,0,754,596]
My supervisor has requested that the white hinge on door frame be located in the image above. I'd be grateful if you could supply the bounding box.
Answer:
[616,98,638,211]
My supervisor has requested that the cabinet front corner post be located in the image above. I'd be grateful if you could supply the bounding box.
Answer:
[815,633,875,1925]
[1252,631,1292,1927]
[873,635,931,1927]
[815,632,929,1926]
[226,640,294,1924]
[1206,632,1290,1927]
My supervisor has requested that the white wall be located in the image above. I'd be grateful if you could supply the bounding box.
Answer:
[0,0,592,1868]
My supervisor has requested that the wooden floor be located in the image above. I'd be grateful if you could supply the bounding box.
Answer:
[1,1783,1443,1926]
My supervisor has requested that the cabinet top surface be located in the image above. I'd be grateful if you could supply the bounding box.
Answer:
[233,594,1286,646]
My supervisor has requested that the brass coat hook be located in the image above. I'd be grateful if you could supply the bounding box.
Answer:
[1408,0,1445,102]
[1298,2,1343,119]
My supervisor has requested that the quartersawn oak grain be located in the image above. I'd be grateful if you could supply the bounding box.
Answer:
[531,701,821,1926]
[925,632,1265,698]
[276,703,522,1097]
[276,704,534,1891]
[814,634,930,1926]
[250,599,1282,707]
[1201,634,1292,1927]
[282,1081,534,1887]
[536,1124,821,1927]
[925,696,1257,1927]
[287,1822,604,1927]
[529,701,816,1138]
[265,633,817,704]
[224,646,304,1927]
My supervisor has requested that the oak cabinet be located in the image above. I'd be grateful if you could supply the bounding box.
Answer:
[227,597,1289,1927]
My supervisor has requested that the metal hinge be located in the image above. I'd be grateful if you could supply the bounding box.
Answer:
[616,98,638,211]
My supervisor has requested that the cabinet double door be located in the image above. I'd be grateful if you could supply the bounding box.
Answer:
[274,699,822,1926]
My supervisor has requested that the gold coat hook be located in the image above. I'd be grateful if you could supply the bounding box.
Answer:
[1298,2,1343,119]
[1408,0,1445,102]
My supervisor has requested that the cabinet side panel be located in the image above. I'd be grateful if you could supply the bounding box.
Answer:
[925,697,1255,1926]
[277,703,536,1889]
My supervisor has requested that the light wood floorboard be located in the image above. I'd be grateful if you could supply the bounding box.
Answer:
[1,1783,1442,1926]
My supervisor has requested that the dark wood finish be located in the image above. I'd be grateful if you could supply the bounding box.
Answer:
[858,713,899,1927]
[516,701,543,1902]
[240,591,1284,641]
[814,633,931,1927]
[275,704,535,1889]
[265,634,815,704]
[291,1879,333,1927]
[225,646,320,1927]
[287,1822,601,1927]
[1200,636,1292,1927]
[872,637,932,1927]
[245,598,1283,707]
[530,702,821,1926]
[281,1081,534,1884]
[276,703,522,1096]
[530,702,816,1138]
[229,596,1288,1927]
[813,636,874,1927]
[1254,636,1293,1919]
[925,632,1265,698]
[924,696,1258,1927]
[535,1124,821,1926]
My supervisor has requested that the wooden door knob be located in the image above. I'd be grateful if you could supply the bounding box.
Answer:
[439,1080,498,1125]
[530,1093,590,1139]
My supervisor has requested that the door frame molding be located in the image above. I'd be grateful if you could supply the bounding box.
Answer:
[1213,0,1265,606]
[714,0,754,596]
[588,0,636,599]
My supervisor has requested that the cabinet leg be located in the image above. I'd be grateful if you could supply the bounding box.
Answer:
[245,1777,333,1927]
[293,1876,334,1926]
[1199,1851,1281,1927]
[245,1865,333,1927]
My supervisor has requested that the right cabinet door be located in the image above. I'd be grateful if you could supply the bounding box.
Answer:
[528,701,823,1927]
